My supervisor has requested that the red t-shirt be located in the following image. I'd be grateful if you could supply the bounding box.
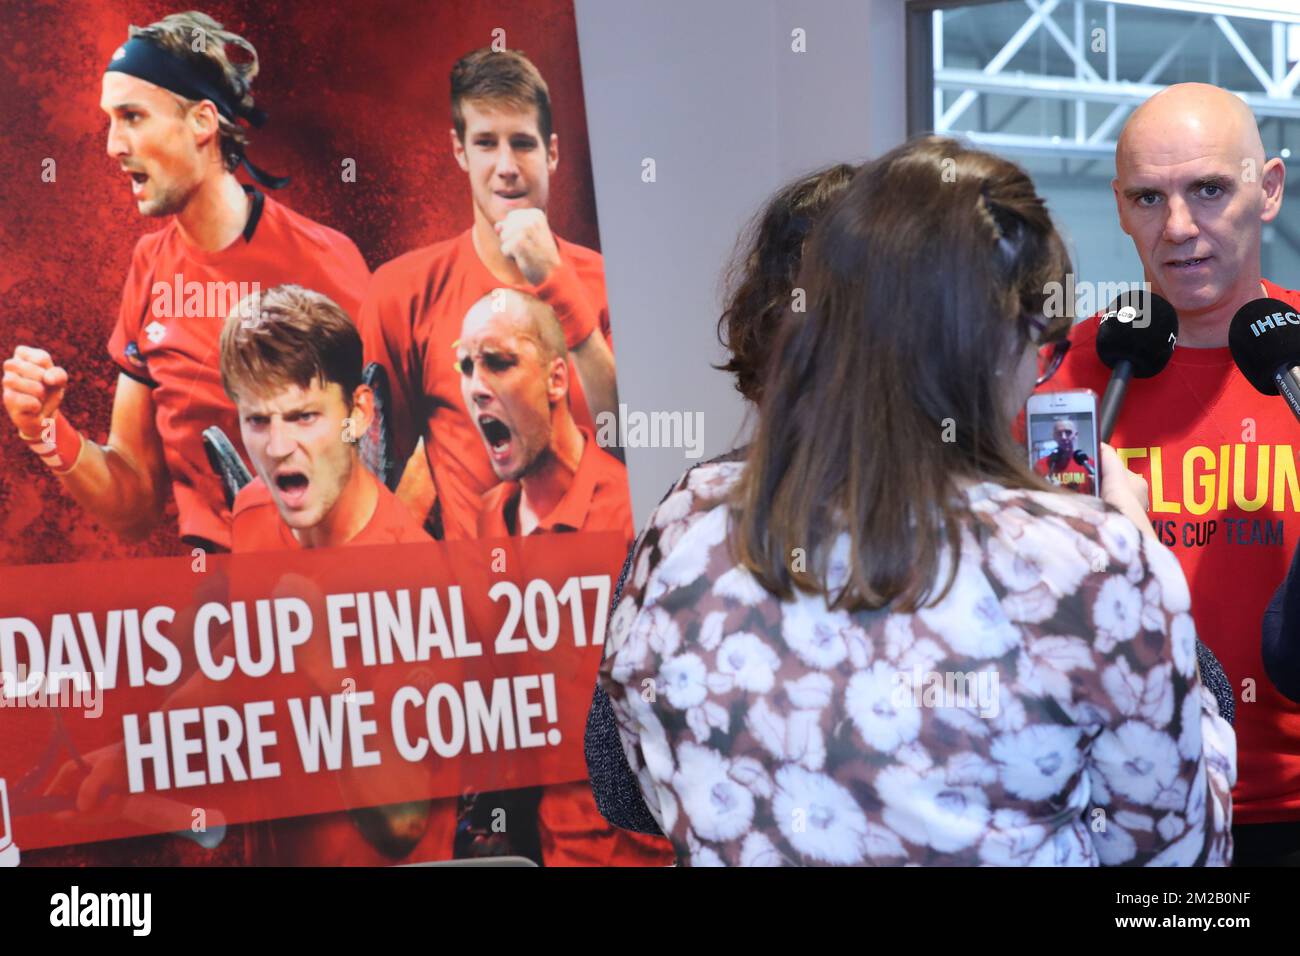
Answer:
[359,229,612,541]
[475,430,668,866]
[1033,453,1097,495]
[230,470,460,865]
[107,191,371,550]
[1044,277,1300,824]
[477,427,633,545]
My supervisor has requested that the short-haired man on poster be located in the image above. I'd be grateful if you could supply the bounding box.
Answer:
[458,289,672,866]
[219,284,455,865]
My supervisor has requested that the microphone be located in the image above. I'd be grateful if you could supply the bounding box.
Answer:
[1228,298,1300,421]
[1095,291,1179,442]
[1072,448,1095,477]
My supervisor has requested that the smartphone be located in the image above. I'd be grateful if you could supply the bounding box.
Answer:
[1025,389,1100,496]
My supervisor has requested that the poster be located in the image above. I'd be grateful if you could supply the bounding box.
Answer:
[0,0,659,866]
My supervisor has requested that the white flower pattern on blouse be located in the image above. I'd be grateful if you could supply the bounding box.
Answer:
[599,462,1236,866]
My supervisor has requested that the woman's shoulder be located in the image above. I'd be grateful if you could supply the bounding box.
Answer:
[963,482,1186,608]
[644,451,748,537]
[967,481,1131,549]
[612,452,747,606]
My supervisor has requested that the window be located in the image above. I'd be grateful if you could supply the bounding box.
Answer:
[908,0,1300,306]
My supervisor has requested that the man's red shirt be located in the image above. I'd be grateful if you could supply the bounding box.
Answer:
[107,191,370,549]
[477,427,633,544]
[231,469,460,865]
[1043,277,1300,824]
[1033,452,1097,495]
[475,429,671,866]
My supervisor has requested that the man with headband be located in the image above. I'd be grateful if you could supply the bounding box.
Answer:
[359,46,619,542]
[2,10,369,555]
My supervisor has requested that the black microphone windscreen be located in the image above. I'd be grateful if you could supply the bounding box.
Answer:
[1095,290,1179,377]
[1228,298,1300,396]
[1073,449,1090,466]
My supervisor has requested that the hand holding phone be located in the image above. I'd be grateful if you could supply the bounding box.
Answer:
[1098,443,1157,540]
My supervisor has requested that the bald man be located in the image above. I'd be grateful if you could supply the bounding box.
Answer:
[460,290,631,541]
[1033,417,1096,494]
[455,289,673,867]
[1040,82,1300,864]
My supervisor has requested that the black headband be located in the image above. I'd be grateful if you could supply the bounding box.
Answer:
[105,36,287,189]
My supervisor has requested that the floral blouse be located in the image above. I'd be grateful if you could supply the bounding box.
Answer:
[599,460,1236,866]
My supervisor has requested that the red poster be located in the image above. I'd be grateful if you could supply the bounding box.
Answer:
[0,1,667,867]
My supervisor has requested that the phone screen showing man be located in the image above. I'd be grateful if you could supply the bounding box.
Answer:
[1029,412,1098,495]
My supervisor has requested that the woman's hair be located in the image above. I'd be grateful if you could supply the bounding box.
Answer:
[717,163,857,403]
[129,11,259,173]
[731,136,1073,613]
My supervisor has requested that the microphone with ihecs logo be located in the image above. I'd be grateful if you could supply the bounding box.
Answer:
[1095,290,1179,442]
[1228,298,1300,422]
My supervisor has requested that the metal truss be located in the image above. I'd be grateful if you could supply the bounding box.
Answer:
[933,0,1300,160]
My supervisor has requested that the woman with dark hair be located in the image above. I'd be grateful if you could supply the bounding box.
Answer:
[584,163,856,836]
[716,163,857,404]
[596,137,1235,866]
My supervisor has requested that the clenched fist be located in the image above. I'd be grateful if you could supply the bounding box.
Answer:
[3,345,69,437]
[495,208,561,286]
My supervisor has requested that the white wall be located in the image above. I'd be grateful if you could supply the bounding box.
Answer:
[575,0,908,524]
[1035,173,1145,295]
